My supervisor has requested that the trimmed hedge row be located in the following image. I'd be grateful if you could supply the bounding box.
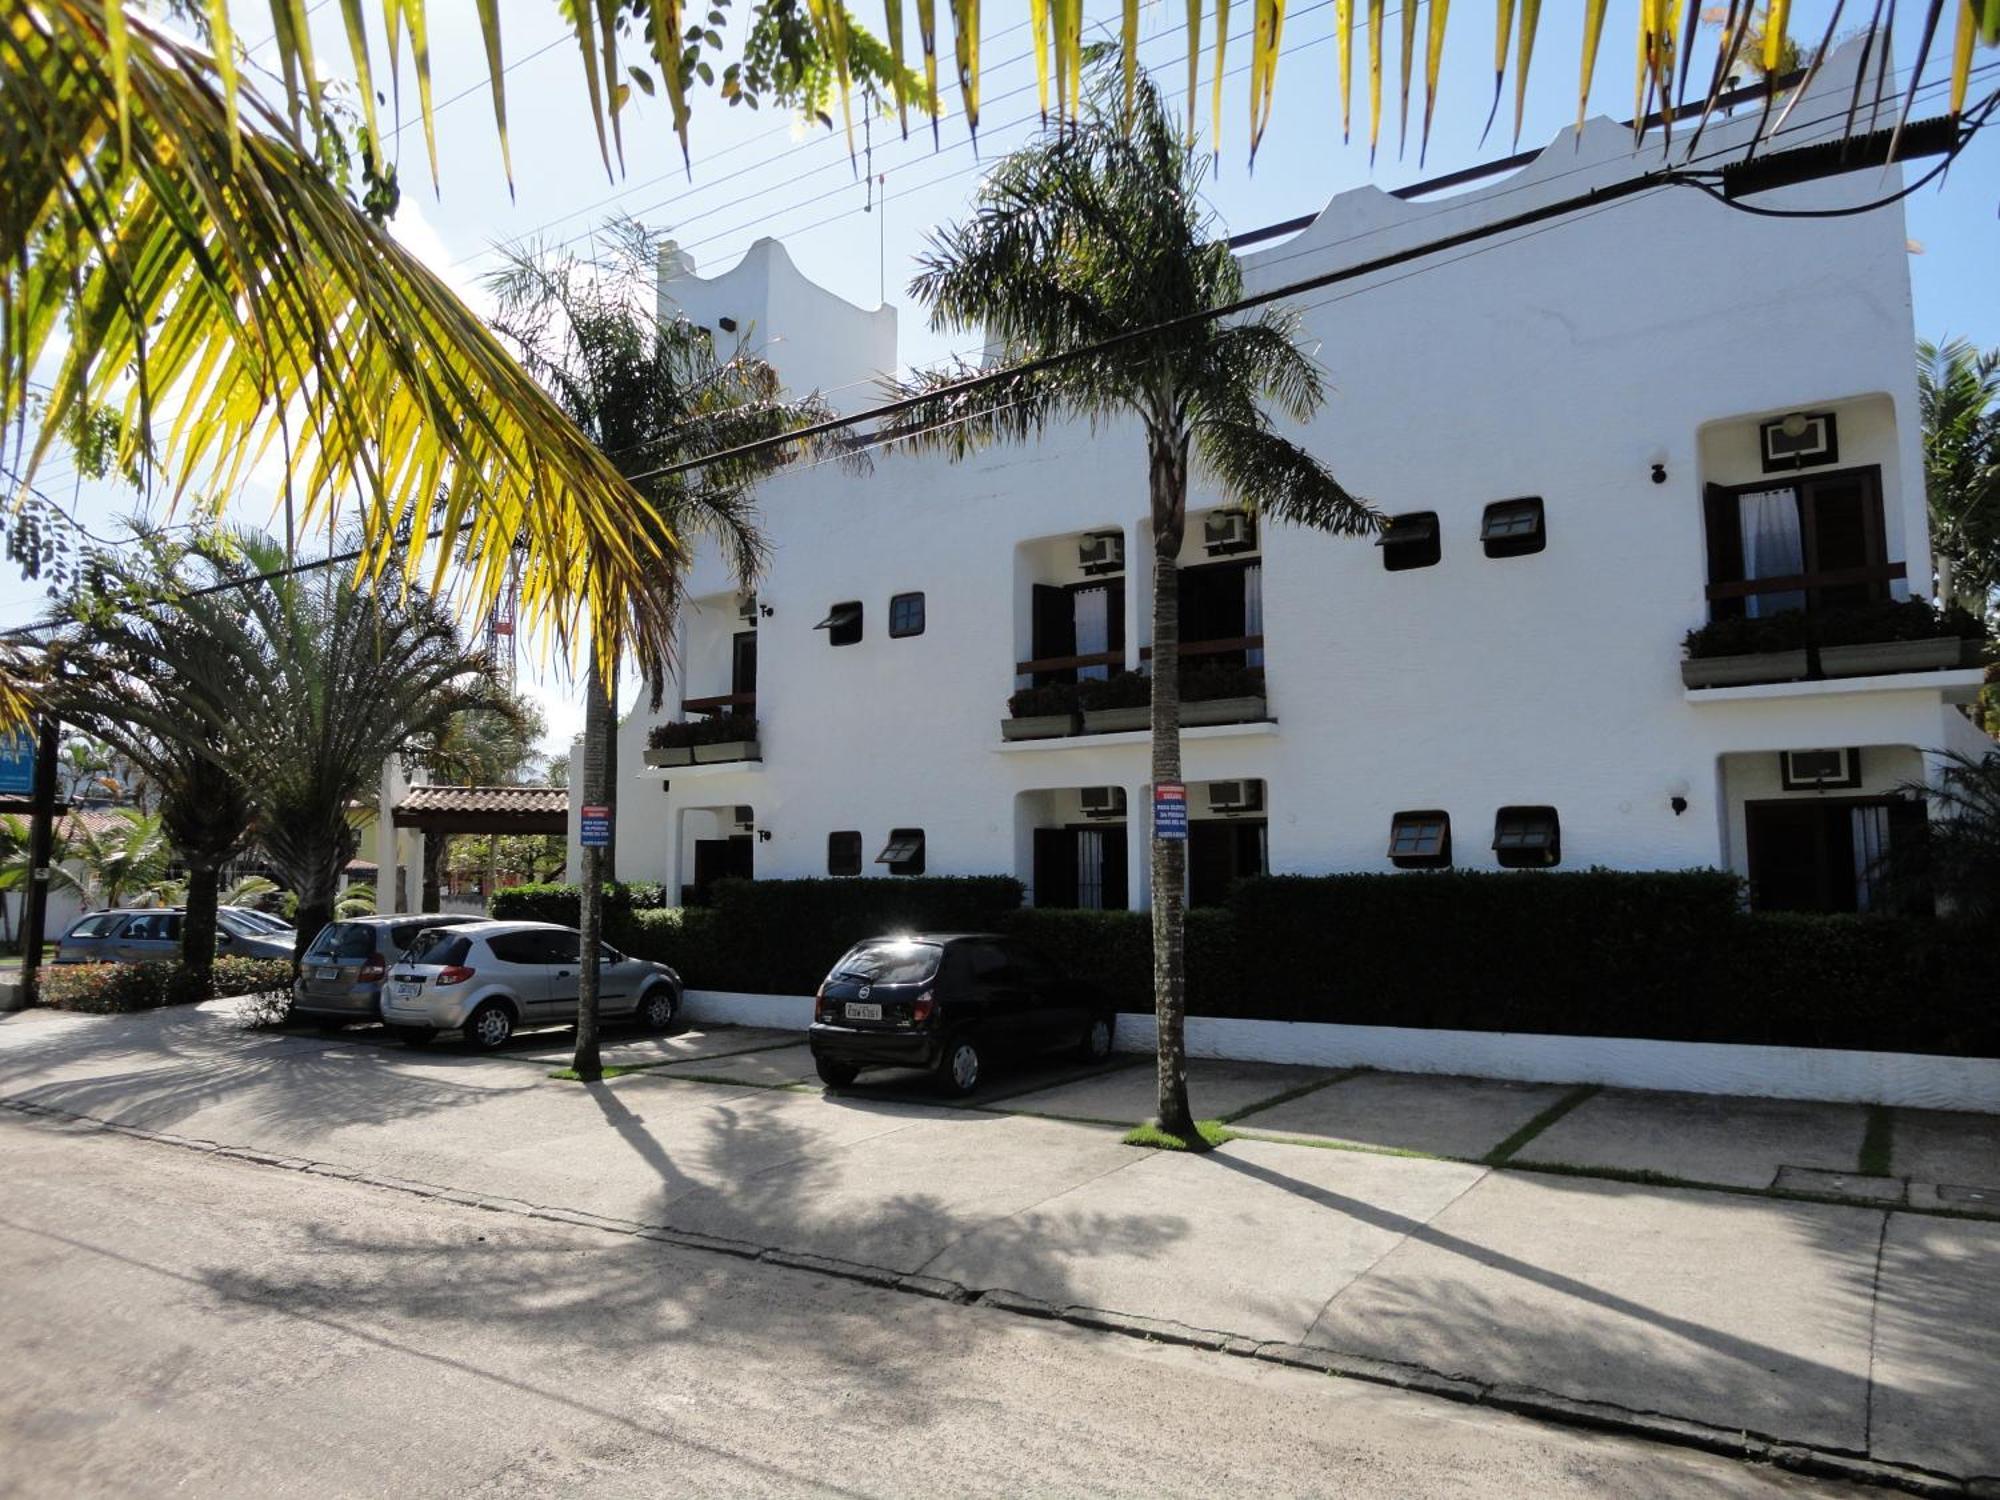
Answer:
[38,955,294,1014]
[509,869,1999,1058]
[488,881,668,926]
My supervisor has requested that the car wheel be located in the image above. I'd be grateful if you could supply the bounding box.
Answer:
[392,1026,436,1047]
[315,1021,352,1036]
[937,1037,983,1098]
[463,1001,514,1052]
[635,985,677,1033]
[1077,1013,1115,1062]
[814,1056,859,1090]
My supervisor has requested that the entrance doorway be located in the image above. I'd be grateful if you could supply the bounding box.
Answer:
[1744,798,1924,912]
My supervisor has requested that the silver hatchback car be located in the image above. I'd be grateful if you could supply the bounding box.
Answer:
[380,920,682,1050]
[292,913,485,1027]
[53,906,296,964]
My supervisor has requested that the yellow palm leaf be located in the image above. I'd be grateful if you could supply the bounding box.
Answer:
[1484,0,1516,144]
[1400,0,1419,155]
[1367,0,1384,159]
[1250,0,1286,166]
[1421,0,1449,164]
[1031,0,1052,121]
[918,0,940,145]
[1513,0,1542,145]
[1337,0,1353,142]
[1123,0,1140,128]
[1187,0,1205,143]
[1212,0,1231,152]
[1578,0,1608,132]
[952,0,981,140]
[1953,0,1978,110]
[1763,0,1793,74]
[886,0,908,135]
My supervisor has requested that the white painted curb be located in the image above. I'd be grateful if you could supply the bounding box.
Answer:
[685,989,2000,1113]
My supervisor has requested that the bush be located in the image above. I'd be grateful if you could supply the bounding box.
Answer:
[1683,610,1808,658]
[1004,906,1237,1013]
[1008,681,1080,718]
[210,956,294,998]
[610,906,724,978]
[1685,600,1991,659]
[488,881,668,925]
[38,962,206,1013]
[648,711,757,750]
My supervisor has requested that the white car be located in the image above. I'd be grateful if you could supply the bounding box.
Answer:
[380,919,681,1050]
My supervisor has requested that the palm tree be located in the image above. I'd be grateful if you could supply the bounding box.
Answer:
[484,218,852,1080]
[67,809,178,910]
[884,63,1380,1144]
[0,812,81,943]
[1918,337,2000,621]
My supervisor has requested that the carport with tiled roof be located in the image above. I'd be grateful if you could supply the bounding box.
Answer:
[390,785,567,911]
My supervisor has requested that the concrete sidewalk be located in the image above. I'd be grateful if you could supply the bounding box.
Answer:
[4,1002,1996,1487]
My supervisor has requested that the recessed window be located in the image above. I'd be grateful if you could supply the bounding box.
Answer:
[1480,498,1546,558]
[815,601,863,646]
[1388,810,1451,869]
[1760,411,1838,473]
[1379,512,1440,571]
[1493,806,1561,868]
[888,591,926,638]
[827,831,863,877]
[1780,748,1862,791]
[876,828,926,876]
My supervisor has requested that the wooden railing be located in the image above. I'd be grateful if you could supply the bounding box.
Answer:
[681,692,756,715]
[1013,650,1123,676]
[1139,634,1265,662]
[1703,563,1905,603]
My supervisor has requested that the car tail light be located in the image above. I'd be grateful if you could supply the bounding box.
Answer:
[435,965,475,986]
[911,990,936,1024]
[357,953,388,983]
[813,984,835,1024]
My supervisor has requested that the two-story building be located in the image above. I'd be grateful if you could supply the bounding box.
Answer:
[581,47,1992,918]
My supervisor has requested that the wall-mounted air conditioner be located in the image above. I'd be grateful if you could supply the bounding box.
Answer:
[732,805,756,830]
[1078,530,1124,576]
[1207,780,1264,814]
[1080,786,1127,818]
[738,593,759,623]
[1203,509,1257,556]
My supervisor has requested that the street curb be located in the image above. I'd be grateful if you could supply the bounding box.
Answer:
[0,1093,1973,1497]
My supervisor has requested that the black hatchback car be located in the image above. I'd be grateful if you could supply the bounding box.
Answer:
[808,933,1115,1096]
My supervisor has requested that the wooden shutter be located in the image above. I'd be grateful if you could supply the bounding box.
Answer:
[1702,483,1745,620]
[1031,584,1076,682]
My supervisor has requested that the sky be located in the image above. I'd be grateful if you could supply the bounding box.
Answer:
[7,1,1997,760]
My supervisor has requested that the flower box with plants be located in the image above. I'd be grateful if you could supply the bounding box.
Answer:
[1003,681,1082,740]
[1077,670,1153,733]
[1070,663,1270,732]
[1680,611,1811,688]
[644,710,760,767]
[1815,599,1989,678]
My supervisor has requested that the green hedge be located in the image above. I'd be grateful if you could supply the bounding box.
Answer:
[37,956,293,1014]
[488,881,668,926]
[1002,907,1238,1015]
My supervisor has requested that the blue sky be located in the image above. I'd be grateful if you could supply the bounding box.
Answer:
[7,1,1996,752]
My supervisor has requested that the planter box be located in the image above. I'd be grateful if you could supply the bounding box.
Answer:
[1183,694,1268,727]
[642,746,695,768]
[692,739,761,764]
[1820,638,1963,678]
[1680,649,1810,689]
[1001,714,1078,741]
[1082,706,1151,734]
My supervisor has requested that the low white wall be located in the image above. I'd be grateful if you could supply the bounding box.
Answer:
[684,988,2000,1113]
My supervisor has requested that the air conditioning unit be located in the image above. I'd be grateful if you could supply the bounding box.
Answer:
[1078,530,1124,576]
[1207,780,1264,814]
[1203,509,1257,556]
[1079,786,1127,818]
[737,592,759,623]
[732,804,755,830]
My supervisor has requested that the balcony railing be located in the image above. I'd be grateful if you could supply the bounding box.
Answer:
[682,691,755,715]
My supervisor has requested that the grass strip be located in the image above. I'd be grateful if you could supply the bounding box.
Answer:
[1859,1105,1895,1177]
[1122,1119,1234,1152]
[1228,1126,1445,1161]
[1482,1084,1601,1166]
[1217,1066,1368,1125]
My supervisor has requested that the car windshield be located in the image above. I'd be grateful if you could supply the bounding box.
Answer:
[405,931,472,967]
[65,914,121,939]
[830,940,943,985]
[306,923,375,961]
[228,909,292,934]
[218,910,284,939]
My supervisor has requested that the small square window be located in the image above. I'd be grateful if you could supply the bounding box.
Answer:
[815,601,863,646]
[888,591,926,638]
[876,828,926,876]
[1780,748,1862,791]
[1492,806,1560,868]
[1480,498,1546,558]
[1388,810,1451,868]
[827,831,863,877]
[1379,512,1441,571]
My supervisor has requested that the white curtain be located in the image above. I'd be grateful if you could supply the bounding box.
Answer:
[1244,564,1265,669]
[1852,805,1891,911]
[1074,586,1111,681]
[1076,829,1106,910]
[1737,488,1806,618]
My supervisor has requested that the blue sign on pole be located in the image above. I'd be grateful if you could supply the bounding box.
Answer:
[579,804,612,848]
[0,727,34,798]
[1153,782,1188,841]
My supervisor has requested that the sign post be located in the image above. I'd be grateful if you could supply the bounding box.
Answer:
[1152,782,1188,842]
[18,718,60,1009]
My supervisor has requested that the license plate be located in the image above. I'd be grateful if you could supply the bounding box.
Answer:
[313,966,340,982]
[392,981,421,1001]
[844,1002,882,1021]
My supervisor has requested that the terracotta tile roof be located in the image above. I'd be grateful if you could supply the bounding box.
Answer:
[56,806,148,839]
[394,785,568,817]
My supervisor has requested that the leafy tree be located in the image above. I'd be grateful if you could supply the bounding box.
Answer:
[413,695,548,788]
[1889,751,2000,919]
[1918,336,2000,621]
[484,218,851,1080]
[885,63,1379,1142]
[67,809,178,910]
[336,881,378,919]
[0,813,81,943]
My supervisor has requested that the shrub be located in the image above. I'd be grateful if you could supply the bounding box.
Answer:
[1683,610,1808,659]
[1008,681,1080,718]
[1077,670,1151,710]
[1005,906,1237,1013]
[648,711,757,750]
[489,881,667,925]
[210,956,294,998]
[39,962,206,1013]
[1183,662,1266,701]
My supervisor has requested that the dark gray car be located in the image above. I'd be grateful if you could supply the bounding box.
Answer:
[292,913,484,1026]
[52,906,295,965]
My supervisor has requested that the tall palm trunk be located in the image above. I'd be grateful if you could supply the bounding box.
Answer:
[573,655,619,1080]
[1148,433,1201,1143]
[182,861,220,992]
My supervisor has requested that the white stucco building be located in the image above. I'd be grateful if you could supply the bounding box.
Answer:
[585,48,1991,919]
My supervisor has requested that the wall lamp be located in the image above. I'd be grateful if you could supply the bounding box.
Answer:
[1648,446,1670,485]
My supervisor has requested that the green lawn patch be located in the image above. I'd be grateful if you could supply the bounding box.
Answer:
[1859,1105,1895,1177]
[1217,1066,1366,1124]
[1123,1119,1233,1152]
[1482,1084,1600,1166]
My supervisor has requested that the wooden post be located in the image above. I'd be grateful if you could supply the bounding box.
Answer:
[20,716,61,1009]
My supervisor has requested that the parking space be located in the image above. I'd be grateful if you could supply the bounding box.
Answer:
[1513,1087,1870,1189]
[995,1059,1349,1125]
[1230,1071,1577,1160]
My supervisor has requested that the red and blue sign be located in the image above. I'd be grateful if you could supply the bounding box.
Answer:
[579,803,612,848]
[1153,782,1188,841]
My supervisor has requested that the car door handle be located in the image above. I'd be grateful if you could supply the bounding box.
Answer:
[555,970,571,978]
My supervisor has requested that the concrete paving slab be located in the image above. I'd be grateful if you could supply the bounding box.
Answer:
[1515,1087,1867,1189]
[1772,1166,1905,1204]
[929,1136,1488,1343]
[649,1044,818,1088]
[665,1112,1138,1274]
[1887,1108,2000,1191]
[1308,1170,1881,1452]
[1234,1072,1573,1161]
[1870,1212,2000,1478]
[510,1025,799,1069]
[999,1059,1346,1126]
